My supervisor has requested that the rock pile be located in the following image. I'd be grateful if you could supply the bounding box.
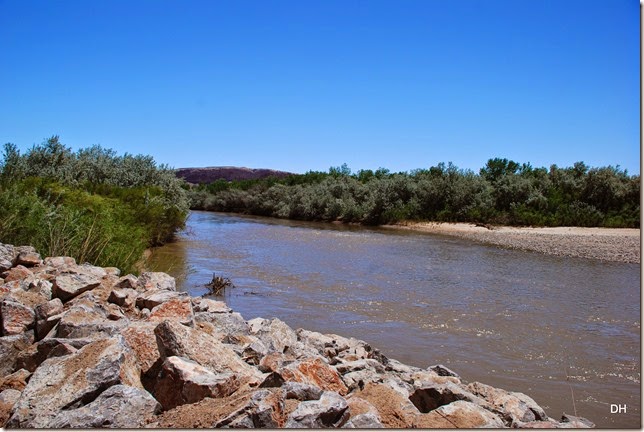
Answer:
[0,242,594,428]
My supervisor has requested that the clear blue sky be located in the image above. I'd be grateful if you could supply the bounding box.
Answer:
[0,0,640,174]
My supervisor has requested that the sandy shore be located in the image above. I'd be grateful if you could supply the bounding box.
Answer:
[384,222,641,264]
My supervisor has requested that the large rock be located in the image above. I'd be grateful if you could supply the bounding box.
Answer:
[0,388,21,427]
[137,272,176,292]
[107,287,137,309]
[42,256,76,269]
[2,266,33,283]
[55,305,128,339]
[285,391,350,428]
[0,300,35,335]
[415,400,505,428]
[0,334,32,376]
[52,273,101,302]
[148,297,195,327]
[0,244,16,272]
[15,337,93,373]
[248,317,298,354]
[409,381,485,413]
[136,290,184,310]
[195,311,249,340]
[279,357,349,396]
[15,251,42,267]
[215,389,285,428]
[282,381,323,401]
[350,382,421,428]
[467,381,547,425]
[6,336,142,428]
[154,320,261,381]
[120,322,160,376]
[0,369,30,392]
[343,413,384,428]
[153,356,240,410]
[192,298,232,313]
[34,298,63,340]
[48,385,161,428]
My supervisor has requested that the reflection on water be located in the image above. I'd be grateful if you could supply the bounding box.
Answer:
[148,211,641,428]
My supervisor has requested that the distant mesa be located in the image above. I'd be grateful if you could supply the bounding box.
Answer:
[175,166,294,184]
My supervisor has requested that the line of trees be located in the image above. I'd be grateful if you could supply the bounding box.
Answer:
[0,136,189,273]
[189,159,640,228]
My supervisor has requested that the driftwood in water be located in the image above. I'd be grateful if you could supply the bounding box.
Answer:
[205,273,234,295]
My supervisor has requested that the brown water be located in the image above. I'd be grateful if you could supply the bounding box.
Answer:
[148,211,641,428]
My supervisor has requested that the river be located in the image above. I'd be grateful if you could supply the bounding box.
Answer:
[147,211,640,428]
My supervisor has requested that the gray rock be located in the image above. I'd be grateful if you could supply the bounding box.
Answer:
[16,337,93,372]
[467,381,548,425]
[153,356,240,410]
[343,413,384,428]
[42,256,76,269]
[0,388,21,405]
[249,317,298,354]
[282,381,323,401]
[154,320,261,381]
[6,336,142,428]
[34,298,63,340]
[55,305,128,339]
[0,244,16,272]
[52,273,101,302]
[26,279,53,300]
[15,251,42,267]
[136,289,184,310]
[107,288,136,308]
[0,300,35,335]
[192,298,232,313]
[137,272,176,292]
[48,385,161,428]
[196,311,249,339]
[285,390,350,428]
[426,400,505,428]
[215,389,284,428]
[114,274,138,289]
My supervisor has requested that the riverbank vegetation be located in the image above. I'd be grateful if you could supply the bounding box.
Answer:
[189,159,640,228]
[0,136,189,273]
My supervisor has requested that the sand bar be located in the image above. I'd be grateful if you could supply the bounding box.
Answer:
[385,222,641,264]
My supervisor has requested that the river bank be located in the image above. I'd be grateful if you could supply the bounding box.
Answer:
[0,241,595,428]
[385,222,641,264]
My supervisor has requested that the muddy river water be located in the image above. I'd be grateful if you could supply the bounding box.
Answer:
[148,211,640,427]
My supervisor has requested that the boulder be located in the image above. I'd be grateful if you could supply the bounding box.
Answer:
[136,290,184,310]
[6,336,142,428]
[0,369,31,392]
[415,400,505,428]
[429,363,461,378]
[69,263,107,278]
[350,382,421,428]
[48,385,161,428]
[15,251,42,267]
[103,267,121,277]
[0,244,15,272]
[192,298,232,313]
[409,382,485,413]
[282,381,323,401]
[249,317,298,354]
[52,273,101,302]
[285,390,349,428]
[195,311,249,339]
[137,272,176,292]
[467,381,547,425]
[0,388,21,427]
[43,256,76,269]
[343,413,384,428]
[153,356,241,410]
[2,266,33,283]
[148,297,195,326]
[154,320,261,381]
[16,337,94,372]
[26,279,53,300]
[120,322,160,377]
[0,334,34,376]
[55,305,128,339]
[215,389,285,428]
[114,274,138,289]
[107,287,137,309]
[0,300,35,335]
[34,298,63,340]
[278,357,349,396]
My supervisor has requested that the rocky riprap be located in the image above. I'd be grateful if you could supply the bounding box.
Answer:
[0,242,594,428]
